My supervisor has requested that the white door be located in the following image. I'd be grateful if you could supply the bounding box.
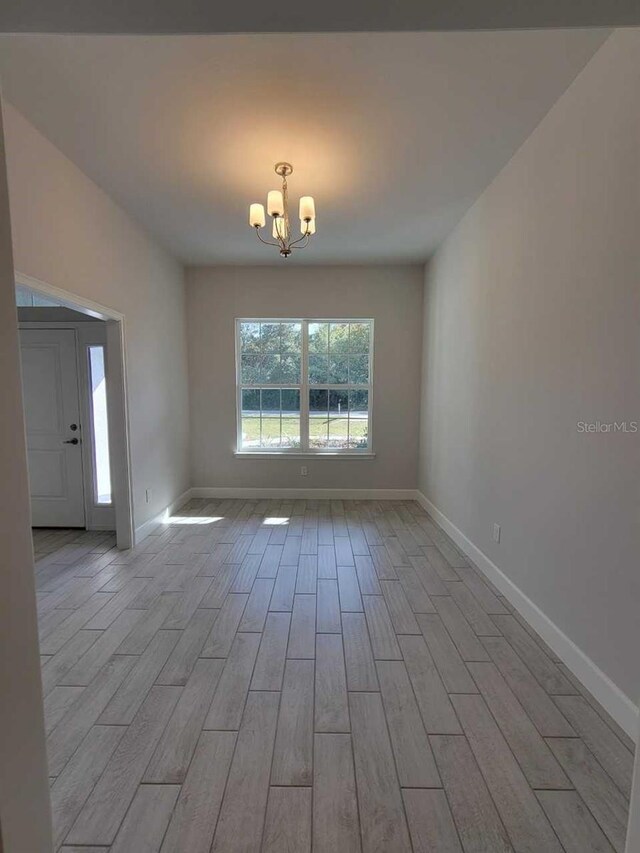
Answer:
[20,328,86,527]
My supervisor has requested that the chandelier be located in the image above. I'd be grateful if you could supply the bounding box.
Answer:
[248,162,316,258]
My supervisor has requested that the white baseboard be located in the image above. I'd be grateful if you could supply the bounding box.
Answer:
[190,487,417,501]
[134,488,192,545]
[415,491,638,742]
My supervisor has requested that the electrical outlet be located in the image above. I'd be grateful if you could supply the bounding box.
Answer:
[300,466,308,476]
[493,523,501,543]
[145,488,152,504]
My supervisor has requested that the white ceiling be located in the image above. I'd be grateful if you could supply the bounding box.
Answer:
[0,30,609,264]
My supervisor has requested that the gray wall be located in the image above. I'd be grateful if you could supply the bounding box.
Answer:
[187,264,423,490]
[3,101,190,533]
[0,98,52,852]
[419,31,640,705]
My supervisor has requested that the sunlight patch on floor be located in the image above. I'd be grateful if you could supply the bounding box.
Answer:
[165,515,225,525]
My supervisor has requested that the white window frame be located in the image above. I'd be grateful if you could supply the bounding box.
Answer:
[86,343,113,507]
[235,317,375,457]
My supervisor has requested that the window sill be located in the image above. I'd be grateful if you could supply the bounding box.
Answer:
[234,451,376,460]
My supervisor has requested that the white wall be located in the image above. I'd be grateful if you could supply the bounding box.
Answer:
[187,265,423,491]
[3,102,190,534]
[419,30,640,718]
[0,98,52,852]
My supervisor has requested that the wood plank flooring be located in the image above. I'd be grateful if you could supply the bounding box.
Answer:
[32,501,634,852]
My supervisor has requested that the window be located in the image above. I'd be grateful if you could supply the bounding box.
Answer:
[236,319,373,454]
[15,284,60,307]
[87,345,112,504]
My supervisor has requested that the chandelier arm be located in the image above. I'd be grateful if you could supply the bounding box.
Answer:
[287,222,311,248]
[272,199,288,250]
[275,223,287,250]
[290,233,311,250]
[280,222,289,249]
[289,226,312,248]
[255,229,284,249]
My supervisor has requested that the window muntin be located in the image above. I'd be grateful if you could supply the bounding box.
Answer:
[241,388,301,449]
[236,318,373,453]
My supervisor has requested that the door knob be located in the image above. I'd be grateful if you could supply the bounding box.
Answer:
[63,438,79,445]
[70,423,78,431]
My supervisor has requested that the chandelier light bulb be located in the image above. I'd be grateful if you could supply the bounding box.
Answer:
[249,203,265,229]
[299,196,315,221]
[267,190,284,217]
[273,217,288,240]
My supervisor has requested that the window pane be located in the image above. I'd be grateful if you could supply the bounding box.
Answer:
[88,346,112,504]
[328,356,349,384]
[282,388,299,411]
[260,322,281,352]
[279,354,301,383]
[329,389,349,415]
[281,389,300,448]
[240,322,261,353]
[308,322,329,354]
[242,388,260,411]
[261,389,281,448]
[329,322,350,354]
[261,388,280,412]
[328,419,349,448]
[239,320,302,390]
[241,388,261,447]
[241,353,262,383]
[281,322,301,352]
[309,389,328,448]
[262,354,280,383]
[349,390,369,449]
[308,353,328,384]
[349,322,370,353]
[328,390,349,449]
[259,416,279,446]
[349,354,369,384]
[16,285,34,306]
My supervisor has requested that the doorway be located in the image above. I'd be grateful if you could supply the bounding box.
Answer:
[15,273,134,548]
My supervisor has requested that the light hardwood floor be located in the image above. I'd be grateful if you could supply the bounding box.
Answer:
[33,500,634,852]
